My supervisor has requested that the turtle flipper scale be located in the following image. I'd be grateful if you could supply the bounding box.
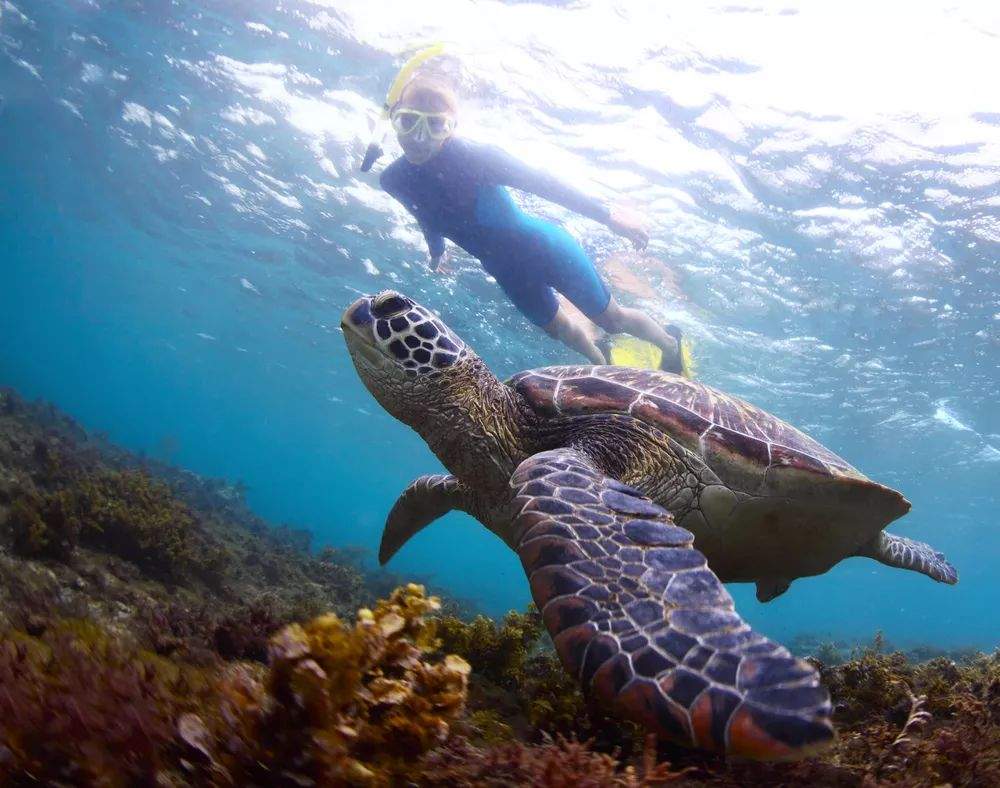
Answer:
[855,532,958,585]
[509,448,834,761]
[380,474,469,564]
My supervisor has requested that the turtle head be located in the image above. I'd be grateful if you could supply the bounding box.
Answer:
[341,290,471,421]
[343,290,527,499]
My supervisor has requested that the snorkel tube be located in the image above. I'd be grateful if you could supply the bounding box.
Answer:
[360,43,447,172]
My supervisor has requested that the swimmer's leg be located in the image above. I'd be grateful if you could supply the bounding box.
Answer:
[592,297,681,371]
[531,221,681,371]
[487,258,607,365]
[543,306,606,365]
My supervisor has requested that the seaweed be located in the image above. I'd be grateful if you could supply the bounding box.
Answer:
[193,583,471,786]
[6,467,229,582]
[0,619,217,785]
[137,596,286,664]
[418,734,693,787]
[7,489,77,560]
[0,586,471,787]
[436,608,543,689]
[1,386,998,786]
[0,388,381,658]
[435,606,639,752]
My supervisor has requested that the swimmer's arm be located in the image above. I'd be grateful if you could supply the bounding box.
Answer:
[475,142,612,224]
[474,142,648,248]
[380,164,446,270]
[420,223,446,261]
[421,225,449,272]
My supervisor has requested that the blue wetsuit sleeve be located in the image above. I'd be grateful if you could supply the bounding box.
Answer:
[379,161,403,197]
[420,224,446,259]
[380,162,445,259]
[472,142,612,225]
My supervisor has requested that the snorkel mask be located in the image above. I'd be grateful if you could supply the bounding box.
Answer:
[390,108,455,141]
[360,43,448,172]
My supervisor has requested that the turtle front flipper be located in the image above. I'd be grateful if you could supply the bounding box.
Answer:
[508,448,834,761]
[380,474,472,564]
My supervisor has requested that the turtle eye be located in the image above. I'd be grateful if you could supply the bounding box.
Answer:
[371,292,411,319]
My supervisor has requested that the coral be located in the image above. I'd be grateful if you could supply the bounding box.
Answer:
[0,586,471,787]
[1,572,997,787]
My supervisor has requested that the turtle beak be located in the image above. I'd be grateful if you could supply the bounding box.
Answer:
[341,296,384,367]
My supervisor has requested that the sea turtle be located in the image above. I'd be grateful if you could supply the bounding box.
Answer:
[341,290,957,761]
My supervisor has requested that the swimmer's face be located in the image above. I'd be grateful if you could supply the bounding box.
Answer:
[393,85,456,165]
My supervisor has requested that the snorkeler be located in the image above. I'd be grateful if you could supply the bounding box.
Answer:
[376,75,686,372]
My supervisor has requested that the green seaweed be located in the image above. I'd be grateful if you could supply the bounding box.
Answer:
[6,468,229,582]
[436,608,543,689]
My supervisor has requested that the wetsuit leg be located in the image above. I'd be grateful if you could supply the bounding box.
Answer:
[484,260,560,326]
[517,219,684,372]
[483,254,605,362]
[523,218,611,319]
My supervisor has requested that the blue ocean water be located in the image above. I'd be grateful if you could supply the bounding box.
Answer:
[1,1,997,651]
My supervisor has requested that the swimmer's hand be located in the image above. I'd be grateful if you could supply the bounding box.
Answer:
[607,206,649,250]
[429,251,453,274]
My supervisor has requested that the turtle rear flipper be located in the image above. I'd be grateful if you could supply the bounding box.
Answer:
[509,448,834,761]
[379,474,471,564]
[854,532,958,585]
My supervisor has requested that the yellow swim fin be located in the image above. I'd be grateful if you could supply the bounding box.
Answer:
[606,332,695,379]
[608,336,662,370]
[678,336,696,379]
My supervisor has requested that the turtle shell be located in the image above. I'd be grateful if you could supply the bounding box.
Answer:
[508,366,866,483]
[508,366,909,581]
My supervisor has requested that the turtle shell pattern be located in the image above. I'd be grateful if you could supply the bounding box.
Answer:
[508,365,870,493]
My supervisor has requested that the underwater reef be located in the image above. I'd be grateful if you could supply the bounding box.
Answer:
[0,386,997,786]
